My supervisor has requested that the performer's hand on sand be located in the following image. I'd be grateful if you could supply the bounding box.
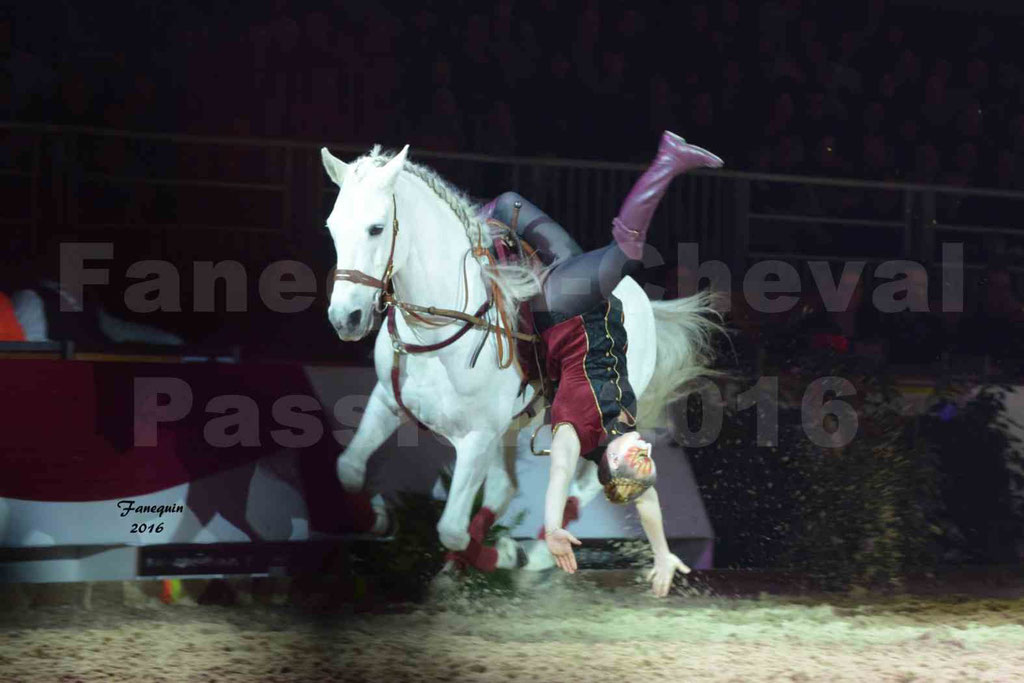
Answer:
[647,552,690,597]
[546,528,582,573]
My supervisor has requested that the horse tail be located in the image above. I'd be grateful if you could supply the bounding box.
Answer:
[636,290,727,428]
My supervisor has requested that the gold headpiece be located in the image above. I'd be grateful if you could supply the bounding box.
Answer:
[599,442,656,505]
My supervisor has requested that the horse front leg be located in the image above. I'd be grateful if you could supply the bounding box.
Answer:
[477,435,529,570]
[436,430,501,567]
[336,382,405,493]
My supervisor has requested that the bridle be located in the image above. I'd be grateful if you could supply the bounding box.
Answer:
[330,193,543,424]
[331,195,401,317]
[330,195,541,345]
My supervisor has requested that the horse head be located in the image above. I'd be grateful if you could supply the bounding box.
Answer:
[321,144,410,341]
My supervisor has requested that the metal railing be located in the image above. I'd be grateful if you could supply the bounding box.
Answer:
[3,122,1024,284]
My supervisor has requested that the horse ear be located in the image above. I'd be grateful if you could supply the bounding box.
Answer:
[321,147,349,186]
[373,144,410,190]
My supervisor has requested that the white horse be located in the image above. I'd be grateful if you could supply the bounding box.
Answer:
[322,144,719,570]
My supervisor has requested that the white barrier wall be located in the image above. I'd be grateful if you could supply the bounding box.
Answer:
[0,362,716,580]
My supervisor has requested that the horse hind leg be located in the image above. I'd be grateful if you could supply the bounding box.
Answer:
[520,458,599,571]
[336,382,404,493]
[530,457,598,542]
[568,458,604,511]
[521,458,604,571]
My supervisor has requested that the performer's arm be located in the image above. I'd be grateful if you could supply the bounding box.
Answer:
[635,486,691,597]
[544,423,583,573]
[635,486,671,557]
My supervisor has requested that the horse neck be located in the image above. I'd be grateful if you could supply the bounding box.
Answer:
[392,174,489,339]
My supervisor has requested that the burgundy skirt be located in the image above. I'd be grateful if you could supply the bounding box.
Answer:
[539,294,637,456]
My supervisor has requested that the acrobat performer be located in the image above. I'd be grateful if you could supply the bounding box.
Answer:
[480,131,722,596]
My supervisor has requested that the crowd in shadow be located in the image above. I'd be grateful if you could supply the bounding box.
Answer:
[663,259,1024,376]
[5,0,1024,189]
[5,1,1024,367]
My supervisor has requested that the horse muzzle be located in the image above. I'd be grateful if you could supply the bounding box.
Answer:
[328,305,373,340]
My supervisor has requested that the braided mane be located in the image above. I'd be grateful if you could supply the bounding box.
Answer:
[352,146,541,336]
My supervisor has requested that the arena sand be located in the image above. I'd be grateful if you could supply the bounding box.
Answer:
[2,571,1024,682]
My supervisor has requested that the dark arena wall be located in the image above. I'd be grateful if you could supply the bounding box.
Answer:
[3,0,1024,681]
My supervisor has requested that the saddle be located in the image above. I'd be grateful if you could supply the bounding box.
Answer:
[484,217,552,417]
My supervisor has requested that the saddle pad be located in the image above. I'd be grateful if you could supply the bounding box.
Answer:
[485,219,545,387]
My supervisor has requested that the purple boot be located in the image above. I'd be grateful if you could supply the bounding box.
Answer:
[612,131,723,260]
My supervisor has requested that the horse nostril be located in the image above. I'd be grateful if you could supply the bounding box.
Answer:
[347,309,362,328]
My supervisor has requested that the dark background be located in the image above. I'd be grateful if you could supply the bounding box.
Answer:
[1,0,1024,579]
[3,0,1024,358]
[6,0,1024,185]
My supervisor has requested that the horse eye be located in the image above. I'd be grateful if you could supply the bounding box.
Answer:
[368,224,384,236]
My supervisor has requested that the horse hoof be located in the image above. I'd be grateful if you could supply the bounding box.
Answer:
[522,539,557,571]
[438,527,470,552]
[430,563,462,596]
[516,543,529,569]
[495,536,525,570]
[336,460,366,493]
[370,494,396,537]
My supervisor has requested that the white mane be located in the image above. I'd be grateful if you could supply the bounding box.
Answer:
[353,146,541,336]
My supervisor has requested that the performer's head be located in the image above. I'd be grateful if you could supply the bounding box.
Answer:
[598,431,656,504]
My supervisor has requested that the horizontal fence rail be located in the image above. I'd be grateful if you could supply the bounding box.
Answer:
[3,122,1024,286]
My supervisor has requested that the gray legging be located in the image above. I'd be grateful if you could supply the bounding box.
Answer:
[485,191,642,321]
